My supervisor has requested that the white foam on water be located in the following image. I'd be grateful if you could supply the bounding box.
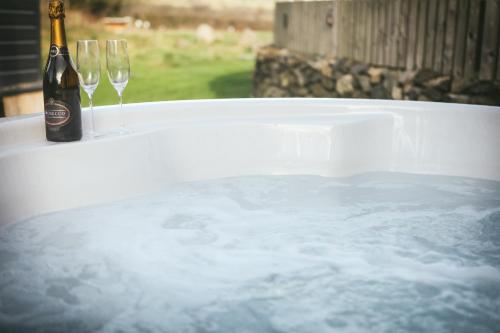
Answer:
[1,173,500,332]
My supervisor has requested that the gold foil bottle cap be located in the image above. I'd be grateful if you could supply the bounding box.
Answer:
[49,0,65,19]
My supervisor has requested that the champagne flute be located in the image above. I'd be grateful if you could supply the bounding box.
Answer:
[76,40,100,138]
[106,39,130,133]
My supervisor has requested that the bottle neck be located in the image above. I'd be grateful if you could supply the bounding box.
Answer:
[50,18,67,48]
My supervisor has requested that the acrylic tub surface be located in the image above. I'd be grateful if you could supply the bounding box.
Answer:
[0,98,499,225]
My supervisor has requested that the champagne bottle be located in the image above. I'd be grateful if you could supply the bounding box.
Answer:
[43,0,82,142]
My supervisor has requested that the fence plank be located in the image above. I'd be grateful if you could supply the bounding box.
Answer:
[479,0,500,80]
[283,2,292,51]
[351,0,356,58]
[453,0,469,77]
[385,0,391,65]
[406,0,419,70]
[312,2,321,55]
[325,1,334,56]
[359,0,366,61]
[292,1,303,54]
[433,0,448,73]
[378,0,386,65]
[303,2,311,54]
[299,1,306,54]
[321,2,329,55]
[331,1,340,57]
[424,0,437,69]
[464,0,481,79]
[443,0,458,75]
[350,0,356,59]
[352,0,360,61]
[364,0,370,61]
[397,0,409,68]
[285,1,294,51]
[384,0,391,66]
[366,0,374,63]
[359,1,367,62]
[392,0,399,67]
[336,0,343,57]
[347,0,355,59]
[316,2,323,55]
[293,1,300,53]
[273,2,282,47]
[297,2,305,54]
[415,0,428,68]
[317,2,328,56]
[336,0,342,57]
[362,0,368,62]
[342,0,350,58]
[344,0,350,58]
[388,0,398,67]
[285,2,293,49]
[377,0,387,65]
[273,3,279,46]
[367,0,374,63]
[369,0,375,63]
[307,2,315,55]
[310,2,318,54]
[374,0,381,64]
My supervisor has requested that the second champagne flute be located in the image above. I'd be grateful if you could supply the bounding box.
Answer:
[76,40,100,138]
[106,39,130,133]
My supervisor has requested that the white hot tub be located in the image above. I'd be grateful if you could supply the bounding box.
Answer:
[0,99,499,332]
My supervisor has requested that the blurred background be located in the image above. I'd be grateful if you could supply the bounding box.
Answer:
[0,0,276,116]
[51,0,275,103]
[1,0,499,117]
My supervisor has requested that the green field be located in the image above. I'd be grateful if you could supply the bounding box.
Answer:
[42,16,271,106]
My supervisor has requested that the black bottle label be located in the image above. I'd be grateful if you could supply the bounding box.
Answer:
[44,98,72,126]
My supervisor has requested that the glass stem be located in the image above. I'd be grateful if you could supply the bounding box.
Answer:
[89,93,95,138]
[119,92,124,131]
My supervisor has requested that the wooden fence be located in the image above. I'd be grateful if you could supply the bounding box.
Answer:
[274,0,500,81]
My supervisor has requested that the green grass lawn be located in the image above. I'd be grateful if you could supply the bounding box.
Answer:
[41,16,271,106]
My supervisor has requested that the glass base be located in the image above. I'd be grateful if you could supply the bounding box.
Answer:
[118,127,132,135]
[82,127,132,140]
[83,131,96,141]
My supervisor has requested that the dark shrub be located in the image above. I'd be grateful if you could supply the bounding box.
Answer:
[69,0,123,16]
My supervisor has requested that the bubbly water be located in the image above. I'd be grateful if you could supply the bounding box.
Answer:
[1,173,500,333]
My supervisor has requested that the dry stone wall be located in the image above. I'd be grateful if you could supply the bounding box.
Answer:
[253,46,500,106]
